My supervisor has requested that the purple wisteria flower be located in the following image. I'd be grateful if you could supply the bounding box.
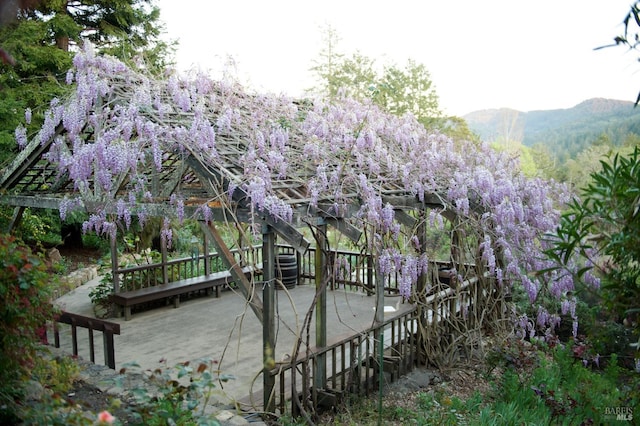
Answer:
[22,43,577,338]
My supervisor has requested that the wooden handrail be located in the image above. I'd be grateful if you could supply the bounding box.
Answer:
[115,243,470,296]
[52,311,121,369]
[259,306,420,415]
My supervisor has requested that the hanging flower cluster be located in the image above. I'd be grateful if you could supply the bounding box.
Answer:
[19,44,580,338]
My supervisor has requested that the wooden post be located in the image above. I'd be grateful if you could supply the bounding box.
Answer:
[201,221,263,322]
[103,324,117,369]
[203,231,210,275]
[315,221,327,390]
[416,209,428,365]
[262,225,276,413]
[161,232,169,284]
[110,236,119,291]
[374,263,384,325]
[373,237,385,398]
[6,206,25,233]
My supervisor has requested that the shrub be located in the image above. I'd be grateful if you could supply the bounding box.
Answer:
[485,345,633,425]
[546,147,640,337]
[0,234,58,422]
[116,359,227,425]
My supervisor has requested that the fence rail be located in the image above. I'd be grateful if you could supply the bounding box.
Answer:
[118,246,262,291]
[265,306,419,416]
[50,311,121,369]
[116,244,457,297]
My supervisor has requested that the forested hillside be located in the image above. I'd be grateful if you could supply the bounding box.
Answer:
[464,98,640,161]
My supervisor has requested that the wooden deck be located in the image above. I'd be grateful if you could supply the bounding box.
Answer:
[54,279,413,408]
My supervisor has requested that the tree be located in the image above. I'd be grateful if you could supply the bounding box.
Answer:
[437,116,481,144]
[308,24,345,99]
[0,8,73,166]
[308,27,441,129]
[27,0,173,69]
[563,144,613,190]
[330,51,377,100]
[0,0,173,166]
[529,143,558,179]
[372,59,441,129]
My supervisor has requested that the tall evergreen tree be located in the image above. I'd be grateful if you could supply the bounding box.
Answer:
[0,0,173,166]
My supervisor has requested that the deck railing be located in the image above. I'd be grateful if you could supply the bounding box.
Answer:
[50,311,121,369]
[260,271,482,417]
[116,244,456,296]
[264,306,419,416]
[298,246,455,295]
[118,246,262,291]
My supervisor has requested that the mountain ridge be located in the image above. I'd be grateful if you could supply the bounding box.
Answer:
[463,98,640,160]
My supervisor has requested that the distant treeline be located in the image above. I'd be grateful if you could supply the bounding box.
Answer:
[465,98,640,162]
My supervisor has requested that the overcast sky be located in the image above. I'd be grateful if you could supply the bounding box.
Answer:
[156,1,640,116]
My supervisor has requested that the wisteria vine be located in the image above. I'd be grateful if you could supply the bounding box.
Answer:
[16,43,596,339]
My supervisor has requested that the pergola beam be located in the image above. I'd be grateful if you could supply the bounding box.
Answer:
[324,217,362,243]
[0,124,60,190]
[394,210,417,228]
[201,221,264,323]
[187,154,311,253]
[262,214,309,254]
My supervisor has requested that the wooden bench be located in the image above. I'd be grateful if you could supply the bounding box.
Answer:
[111,265,257,320]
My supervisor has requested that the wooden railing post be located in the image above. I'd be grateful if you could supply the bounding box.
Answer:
[203,232,210,275]
[54,311,121,370]
[315,222,327,391]
[103,325,117,369]
[366,254,374,294]
[161,234,169,285]
[110,237,119,315]
[262,224,276,413]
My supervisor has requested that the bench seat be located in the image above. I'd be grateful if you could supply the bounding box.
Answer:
[111,265,257,320]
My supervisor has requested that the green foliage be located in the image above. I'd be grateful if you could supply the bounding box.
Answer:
[0,234,58,422]
[0,0,174,168]
[19,353,120,425]
[89,273,116,317]
[562,143,613,189]
[486,337,541,374]
[16,208,63,247]
[304,337,638,425]
[547,147,640,328]
[82,232,111,252]
[30,0,175,71]
[0,19,72,166]
[372,59,441,129]
[31,353,80,395]
[569,299,637,369]
[484,346,632,425]
[308,26,441,129]
[117,359,226,426]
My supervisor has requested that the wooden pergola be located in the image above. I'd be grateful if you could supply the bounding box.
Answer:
[0,49,493,416]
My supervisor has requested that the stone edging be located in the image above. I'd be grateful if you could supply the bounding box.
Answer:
[53,266,100,299]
